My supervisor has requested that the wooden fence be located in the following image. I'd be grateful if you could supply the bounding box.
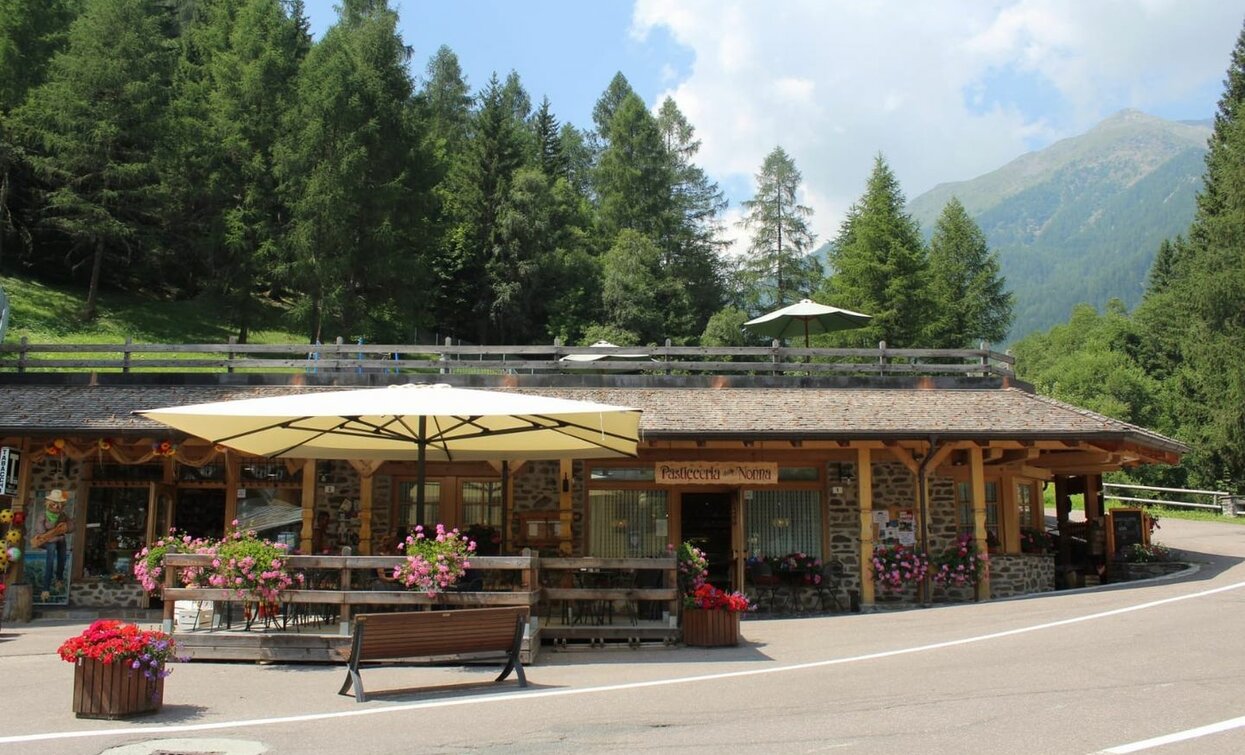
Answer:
[0,338,1014,378]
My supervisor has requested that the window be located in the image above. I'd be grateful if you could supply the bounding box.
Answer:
[82,488,150,579]
[587,489,668,557]
[957,481,1000,546]
[396,480,440,530]
[461,481,502,528]
[745,490,822,559]
[590,466,655,482]
[1017,483,1036,529]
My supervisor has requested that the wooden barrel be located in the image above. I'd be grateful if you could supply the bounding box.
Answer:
[2,583,32,623]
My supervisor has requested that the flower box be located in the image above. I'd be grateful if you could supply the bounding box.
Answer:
[72,658,164,719]
[682,608,741,647]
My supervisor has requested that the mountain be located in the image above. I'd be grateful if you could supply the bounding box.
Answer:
[907,109,1210,344]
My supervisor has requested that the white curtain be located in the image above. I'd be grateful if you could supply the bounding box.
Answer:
[587,489,669,557]
[745,489,822,558]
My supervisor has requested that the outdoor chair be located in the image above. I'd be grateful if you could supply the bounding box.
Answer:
[814,558,846,611]
[749,562,782,612]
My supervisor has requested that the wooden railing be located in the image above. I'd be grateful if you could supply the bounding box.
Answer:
[161,553,680,642]
[0,338,1014,378]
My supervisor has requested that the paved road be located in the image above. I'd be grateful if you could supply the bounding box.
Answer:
[2,517,1243,754]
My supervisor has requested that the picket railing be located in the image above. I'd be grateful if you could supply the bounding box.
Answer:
[0,337,1014,378]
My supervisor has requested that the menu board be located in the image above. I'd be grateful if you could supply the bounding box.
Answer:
[1109,508,1145,558]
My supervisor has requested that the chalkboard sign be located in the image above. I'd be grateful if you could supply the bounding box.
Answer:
[1109,509,1145,558]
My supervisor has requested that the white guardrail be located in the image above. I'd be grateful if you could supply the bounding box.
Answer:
[1103,482,1243,516]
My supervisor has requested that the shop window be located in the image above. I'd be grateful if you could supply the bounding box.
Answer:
[461,481,502,528]
[778,466,820,481]
[957,481,1000,548]
[237,489,302,550]
[745,490,822,559]
[82,488,150,579]
[91,463,162,483]
[587,489,668,557]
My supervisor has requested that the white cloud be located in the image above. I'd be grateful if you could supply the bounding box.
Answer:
[633,0,1244,245]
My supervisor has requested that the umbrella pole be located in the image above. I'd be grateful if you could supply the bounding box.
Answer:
[416,416,427,527]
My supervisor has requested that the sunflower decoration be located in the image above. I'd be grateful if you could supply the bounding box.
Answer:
[44,438,67,457]
[153,440,177,458]
[97,437,114,451]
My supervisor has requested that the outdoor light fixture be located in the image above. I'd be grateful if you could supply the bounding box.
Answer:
[561,473,570,493]
[771,517,791,528]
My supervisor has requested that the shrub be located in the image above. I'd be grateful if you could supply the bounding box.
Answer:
[871,543,930,590]
[1119,542,1173,563]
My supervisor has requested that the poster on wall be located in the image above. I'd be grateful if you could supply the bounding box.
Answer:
[26,488,73,605]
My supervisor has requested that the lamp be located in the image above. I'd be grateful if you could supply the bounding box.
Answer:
[771,517,791,528]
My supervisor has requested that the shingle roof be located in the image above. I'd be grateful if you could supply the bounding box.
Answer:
[0,381,1186,455]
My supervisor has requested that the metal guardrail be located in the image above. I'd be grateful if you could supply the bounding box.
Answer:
[0,337,1015,378]
[1103,482,1241,516]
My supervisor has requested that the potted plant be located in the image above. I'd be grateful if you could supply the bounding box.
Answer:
[58,620,180,719]
[392,524,476,595]
[931,533,989,589]
[682,582,753,647]
[871,543,930,592]
[133,530,210,597]
[202,522,303,620]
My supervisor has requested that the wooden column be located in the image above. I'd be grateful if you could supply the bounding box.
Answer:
[299,460,316,554]
[969,445,991,600]
[358,474,374,555]
[857,447,874,607]
[11,438,32,585]
[224,454,239,527]
[1085,474,1103,521]
[1000,474,1019,554]
[558,459,573,556]
[1055,476,1072,569]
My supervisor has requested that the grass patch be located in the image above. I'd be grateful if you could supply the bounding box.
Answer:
[1,272,304,344]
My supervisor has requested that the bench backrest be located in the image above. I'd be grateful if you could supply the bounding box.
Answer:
[353,607,529,662]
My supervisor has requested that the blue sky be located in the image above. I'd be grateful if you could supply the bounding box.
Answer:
[302,1,1245,246]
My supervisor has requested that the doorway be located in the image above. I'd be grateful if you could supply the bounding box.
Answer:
[680,492,735,590]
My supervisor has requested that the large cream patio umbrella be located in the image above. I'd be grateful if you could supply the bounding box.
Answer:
[138,383,642,526]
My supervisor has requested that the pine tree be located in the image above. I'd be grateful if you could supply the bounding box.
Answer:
[925,196,1012,347]
[532,96,564,179]
[1135,18,1245,487]
[738,146,820,311]
[821,154,929,347]
[591,72,634,146]
[11,0,173,319]
[420,44,470,159]
[162,0,308,340]
[274,0,425,342]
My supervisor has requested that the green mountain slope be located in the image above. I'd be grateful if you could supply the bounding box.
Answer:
[908,109,1210,343]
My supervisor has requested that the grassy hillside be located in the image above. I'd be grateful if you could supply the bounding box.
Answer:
[0,273,305,344]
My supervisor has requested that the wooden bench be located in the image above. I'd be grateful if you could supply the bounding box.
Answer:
[338,607,529,702]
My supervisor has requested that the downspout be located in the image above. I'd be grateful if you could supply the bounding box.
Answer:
[917,435,940,606]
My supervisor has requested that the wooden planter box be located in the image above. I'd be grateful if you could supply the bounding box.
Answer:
[72,658,164,719]
[682,608,741,647]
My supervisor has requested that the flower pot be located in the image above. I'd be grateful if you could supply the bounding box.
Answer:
[682,608,741,647]
[72,658,164,719]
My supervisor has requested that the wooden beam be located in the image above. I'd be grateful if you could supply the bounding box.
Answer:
[300,460,316,554]
[857,447,874,608]
[970,445,990,601]
[347,459,385,478]
[888,445,921,477]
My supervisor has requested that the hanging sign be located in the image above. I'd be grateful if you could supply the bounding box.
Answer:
[656,461,778,485]
[0,447,19,497]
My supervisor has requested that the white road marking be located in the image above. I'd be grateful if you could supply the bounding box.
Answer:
[4,579,1244,747]
[1101,714,1245,752]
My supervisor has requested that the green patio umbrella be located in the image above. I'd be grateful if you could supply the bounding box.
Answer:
[744,299,872,347]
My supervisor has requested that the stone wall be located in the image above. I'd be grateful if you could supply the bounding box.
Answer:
[988,554,1055,598]
[70,580,147,608]
[512,460,573,553]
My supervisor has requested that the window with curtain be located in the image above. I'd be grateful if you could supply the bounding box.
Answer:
[396,480,440,530]
[957,481,999,545]
[587,489,668,557]
[745,489,822,559]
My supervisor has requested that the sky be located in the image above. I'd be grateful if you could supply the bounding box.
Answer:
[302,0,1245,249]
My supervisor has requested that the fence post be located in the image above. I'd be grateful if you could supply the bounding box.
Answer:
[123,337,133,373]
[980,341,990,377]
[878,341,888,376]
[440,337,451,375]
[18,336,27,373]
[771,339,780,376]
[227,335,237,374]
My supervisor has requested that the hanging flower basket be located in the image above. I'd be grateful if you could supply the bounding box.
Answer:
[682,607,741,647]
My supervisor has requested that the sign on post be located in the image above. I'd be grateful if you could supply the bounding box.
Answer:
[0,447,19,497]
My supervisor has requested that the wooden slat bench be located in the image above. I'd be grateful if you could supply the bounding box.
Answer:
[338,607,529,702]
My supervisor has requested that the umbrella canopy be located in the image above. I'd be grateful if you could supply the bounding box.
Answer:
[137,384,641,461]
[559,340,651,363]
[139,384,642,532]
[744,299,872,347]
